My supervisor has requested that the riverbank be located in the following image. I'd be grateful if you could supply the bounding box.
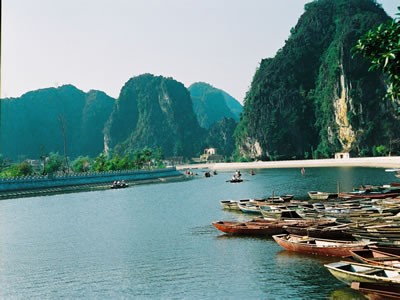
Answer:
[177,156,400,171]
[0,168,186,200]
[0,175,187,200]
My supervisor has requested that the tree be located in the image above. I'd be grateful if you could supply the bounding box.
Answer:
[0,161,34,178]
[92,152,107,172]
[44,152,64,175]
[353,8,400,101]
[71,156,91,173]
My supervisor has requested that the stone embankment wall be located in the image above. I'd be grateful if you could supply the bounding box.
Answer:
[0,168,182,192]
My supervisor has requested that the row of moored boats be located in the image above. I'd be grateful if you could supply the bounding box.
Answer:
[213,183,400,299]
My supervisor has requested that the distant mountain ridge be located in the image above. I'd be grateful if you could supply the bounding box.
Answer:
[1,77,240,161]
[0,85,115,160]
[188,82,242,129]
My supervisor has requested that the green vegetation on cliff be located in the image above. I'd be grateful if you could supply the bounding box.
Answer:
[188,82,242,128]
[0,85,115,161]
[236,0,400,160]
[105,74,205,158]
[204,117,237,159]
[353,7,400,101]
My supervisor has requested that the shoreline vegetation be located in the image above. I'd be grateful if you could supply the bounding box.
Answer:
[178,156,400,171]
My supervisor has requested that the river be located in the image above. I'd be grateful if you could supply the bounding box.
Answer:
[0,167,396,298]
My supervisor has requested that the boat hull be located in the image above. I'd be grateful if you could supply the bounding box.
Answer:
[349,249,400,268]
[284,227,354,241]
[324,261,400,286]
[273,234,370,257]
[212,221,286,236]
[308,191,330,200]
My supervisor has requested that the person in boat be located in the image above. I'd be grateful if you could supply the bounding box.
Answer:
[235,170,241,179]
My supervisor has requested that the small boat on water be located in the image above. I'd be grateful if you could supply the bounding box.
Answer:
[111,180,129,189]
[308,191,337,200]
[220,199,251,210]
[212,220,292,236]
[284,223,354,241]
[267,194,294,202]
[212,219,327,236]
[220,197,293,211]
[259,205,303,220]
[324,260,400,286]
[350,281,400,299]
[272,234,372,257]
[280,194,294,201]
[369,245,400,256]
[228,170,243,183]
[237,202,261,214]
[228,178,243,183]
[349,248,400,268]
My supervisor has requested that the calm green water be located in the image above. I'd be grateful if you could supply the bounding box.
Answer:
[0,167,395,299]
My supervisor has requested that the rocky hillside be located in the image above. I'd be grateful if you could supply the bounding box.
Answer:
[235,0,400,160]
[105,74,205,158]
[188,82,242,128]
[0,85,115,160]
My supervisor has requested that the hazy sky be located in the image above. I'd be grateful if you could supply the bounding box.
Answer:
[1,0,398,102]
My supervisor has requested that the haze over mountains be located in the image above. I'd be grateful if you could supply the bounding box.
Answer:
[1,0,398,162]
[0,76,241,161]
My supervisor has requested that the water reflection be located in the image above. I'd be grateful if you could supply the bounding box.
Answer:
[329,287,366,300]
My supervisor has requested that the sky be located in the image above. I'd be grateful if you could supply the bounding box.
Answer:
[1,0,398,103]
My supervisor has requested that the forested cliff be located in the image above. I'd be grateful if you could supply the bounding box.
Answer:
[104,74,205,158]
[235,0,400,160]
[188,82,242,128]
[0,76,238,162]
[0,85,115,160]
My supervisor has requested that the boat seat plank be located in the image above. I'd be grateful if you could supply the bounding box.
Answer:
[370,257,400,261]
[356,268,380,275]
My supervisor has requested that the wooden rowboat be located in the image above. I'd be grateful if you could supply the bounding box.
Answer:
[349,248,400,268]
[220,199,251,210]
[324,260,400,286]
[369,245,400,256]
[308,191,331,200]
[259,205,303,220]
[284,223,354,241]
[237,202,261,214]
[272,234,372,257]
[212,220,291,236]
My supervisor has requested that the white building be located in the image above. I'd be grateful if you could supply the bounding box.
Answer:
[335,152,350,159]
